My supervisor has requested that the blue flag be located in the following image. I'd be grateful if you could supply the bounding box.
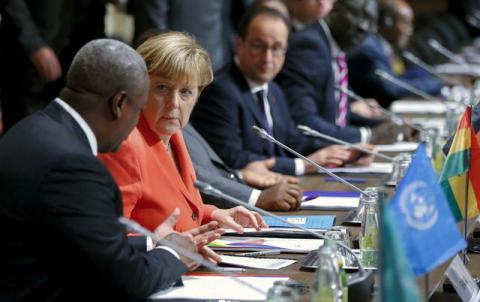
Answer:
[389,144,466,276]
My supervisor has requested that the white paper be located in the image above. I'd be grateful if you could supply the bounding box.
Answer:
[324,162,393,174]
[220,255,296,270]
[390,100,448,114]
[300,195,360,210]
[375,142,419,152]
[445,255,479,302]
[210,237,323,253]
[151,275,288,301]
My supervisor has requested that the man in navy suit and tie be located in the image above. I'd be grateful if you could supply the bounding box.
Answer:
[277,0,404,144]
[191,7,371,176]
[348,0,443,107]
[0,39,200,302]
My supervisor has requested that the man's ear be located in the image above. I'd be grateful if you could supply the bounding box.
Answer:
[109,91,128,120]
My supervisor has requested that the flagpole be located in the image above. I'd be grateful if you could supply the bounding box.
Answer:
[424,274,429,301]
[464,169,470,264]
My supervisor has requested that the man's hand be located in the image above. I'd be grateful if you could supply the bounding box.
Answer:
[305,145,352,173]
[29,46,62,81]
[350,98,384,118]
[256,181,302,211]
[163,232,199,270]
[371,121,418,144]
[211,206,268,234]
[347,144,375,166]
[153,208,181,243]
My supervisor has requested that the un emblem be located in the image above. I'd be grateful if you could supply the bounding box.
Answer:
[399,181,438,230]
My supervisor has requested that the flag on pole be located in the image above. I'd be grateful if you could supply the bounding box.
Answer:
[380,200,421,302]
[390,144,466,276]
[439,107,480,222]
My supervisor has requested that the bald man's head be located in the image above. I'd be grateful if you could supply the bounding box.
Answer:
[67,39,148,100]
[378,0,413,48]
[62,39,150,153]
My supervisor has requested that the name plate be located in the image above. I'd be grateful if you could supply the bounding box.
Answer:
[445,255,479,302]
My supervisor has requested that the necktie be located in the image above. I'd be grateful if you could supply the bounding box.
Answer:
[255,89,275,154]
[336,54,348,128]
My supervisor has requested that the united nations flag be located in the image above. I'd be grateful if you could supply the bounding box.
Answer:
[389,144,466,276]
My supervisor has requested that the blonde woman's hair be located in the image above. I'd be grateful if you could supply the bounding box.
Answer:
[137,31,213,89]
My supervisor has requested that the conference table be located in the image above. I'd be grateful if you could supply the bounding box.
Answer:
[234,170,479,302]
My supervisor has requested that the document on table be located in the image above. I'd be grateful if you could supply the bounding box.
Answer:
[390,100,447,114]
[150,275,289,301]
[209,237,323,253]
[300,192,360,210]
[325,162,393,174]
[375,142,419,152]
[220,255,296,270]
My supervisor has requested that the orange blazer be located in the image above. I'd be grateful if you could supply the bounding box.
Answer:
[99,114,217,232]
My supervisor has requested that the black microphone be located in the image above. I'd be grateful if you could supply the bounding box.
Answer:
[334,84,424,133]
[118,217,267,295]
[297,125,395,161]
[252,126,368,195]
[194,180,370,285]
[375,69,440,102]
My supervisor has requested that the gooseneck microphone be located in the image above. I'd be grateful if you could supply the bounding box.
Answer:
[333,85,424,133]
[194,180,370,285]
[428,39,468,66]
[375,69,440,102]
[297,125,395,162]
[118,217,267,295]
[402,51,450,83]
[251,126,368,195]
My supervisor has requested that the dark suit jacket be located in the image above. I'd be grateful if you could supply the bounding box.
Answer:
[276,21,372,143]
[0,101,187,302]
[347,34,443,107]
[191,63,326,175]
[183,123,253,208]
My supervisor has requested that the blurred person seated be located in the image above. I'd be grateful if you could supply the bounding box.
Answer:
[99,32,266,240]
[348,0,444,107]
[184,123,303,211]
[277,0,409,145]
[287,0,336,31]
[0,39,201,302]
[191,7,373,177]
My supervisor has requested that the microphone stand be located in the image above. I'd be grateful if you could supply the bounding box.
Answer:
[375,69,440,102]
[251,126,369,196]
[297,125,395,162]
[428,39,468,66]
[118,217,267,296]
[402,51,457,85]
[194,181,371,285]
[335,84,424,133]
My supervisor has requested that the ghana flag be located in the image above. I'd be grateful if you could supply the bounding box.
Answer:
[440,106,480,222]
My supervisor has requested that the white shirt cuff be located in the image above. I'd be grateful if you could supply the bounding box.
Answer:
[156,246,180,259]
[360,127,372,143]
[248,189,262,206]
[294,158,305,175]
[146,237,154,251]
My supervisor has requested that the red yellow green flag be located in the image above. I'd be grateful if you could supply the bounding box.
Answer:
[439,107,480,222]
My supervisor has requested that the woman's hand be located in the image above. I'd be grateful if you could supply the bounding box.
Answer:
[211,206,268,234]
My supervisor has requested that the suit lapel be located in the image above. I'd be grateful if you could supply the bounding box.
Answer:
[231,64,271,131]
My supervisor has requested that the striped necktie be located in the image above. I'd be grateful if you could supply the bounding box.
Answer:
[336,54,348,127]
[255,90,275,154]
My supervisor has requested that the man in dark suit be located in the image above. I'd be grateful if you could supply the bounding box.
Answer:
[184,123,302,211]
[348,0,443,107]
[0,39,197,302]
[191,7,368,176]
[277,0,404,144]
